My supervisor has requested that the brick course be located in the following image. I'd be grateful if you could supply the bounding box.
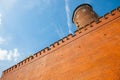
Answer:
[0,5,120,80]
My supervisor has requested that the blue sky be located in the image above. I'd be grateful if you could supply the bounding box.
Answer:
[0,0,120,76]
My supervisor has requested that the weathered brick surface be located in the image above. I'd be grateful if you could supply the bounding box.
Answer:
[72,4,99,29]
[1,7,120,80]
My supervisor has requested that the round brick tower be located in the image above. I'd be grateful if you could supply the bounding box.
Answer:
[72,4,99,29]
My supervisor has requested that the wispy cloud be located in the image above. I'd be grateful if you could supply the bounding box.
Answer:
[21,0,55,11]
[53,23,65,39]
[0,0,17,11]
[85,0,92,3]
[0,13,2,25]
[0,37,6,45]
[0,48,20,61]
[65,0,72,34]
[0,0,54,12]
[56,26,65,39]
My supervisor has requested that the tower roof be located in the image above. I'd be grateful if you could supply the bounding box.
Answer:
[72,3,92,23]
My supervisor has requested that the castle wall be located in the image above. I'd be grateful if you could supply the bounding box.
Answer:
[1,7,120,80]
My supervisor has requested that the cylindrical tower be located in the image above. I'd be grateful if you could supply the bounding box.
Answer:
[72,4,99,29]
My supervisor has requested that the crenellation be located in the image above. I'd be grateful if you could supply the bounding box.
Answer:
[5,69,8,74]
[40,49,45,54]
[14,65,17,68]
[33,53,37,57]
[73,6,120,39]
[9,68,12,71]
[23,58,27,64]
[50,44,55,49]
[53,42,59,47]
[3,71,6,75]
[98,16,104,22]
[50,42,59,49]
[27,58,30,62]
[36,52,39,56]
[36,52,40,56]
[12,65,16,70]
[83,24,89,31]
[11,66,14,70]
[79,26,87,33]
[6,69,8,73]
[15,65,17,68]
[98,16,105,22]
[7,68,10,73]
[78,28,83,33]
[88,23,93,28]
[58,39,64,44]
[5,70,7,74]
[1,5,120,79]
[84,24,89,28]
[9,67,12,71]
[104,12,113,19]
[117,9,120,14]
[67,34,73,39]
[89,21,97,28]
[111,9,117,15]
[8,68,11,72]
[6,70,8,73]
[95,19,101,24]
[11,66,13,70]
[38,48,48,55]
[17,63,20,67]
[11,66,14,71]
[3,71,5,75]
[103,13,109,19]
[23,59,27,64]
[62,37,67,42]
[5,69,8,73]
[117,6,120,11]
[20,61,23,66]
[84,26,88,31]
[44,47,50,52]
[37,51,42,56]
[74,30,79,35]
[33,53,37,58]
[98,16,103,20]
[29,55,34,60]
[89,20,95,25]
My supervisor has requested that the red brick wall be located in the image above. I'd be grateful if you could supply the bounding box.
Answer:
[1,8,120,80]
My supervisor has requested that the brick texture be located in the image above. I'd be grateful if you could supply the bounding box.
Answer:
[72,4,98,29]
[1,6,120,80]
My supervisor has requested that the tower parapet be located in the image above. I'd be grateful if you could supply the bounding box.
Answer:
[72,4,99,29]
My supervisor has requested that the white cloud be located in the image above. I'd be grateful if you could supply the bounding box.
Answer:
[0,37,6,45]
[0,48,20,61]
[65,0,72,34]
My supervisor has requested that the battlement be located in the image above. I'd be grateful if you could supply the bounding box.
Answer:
[2,6,120,77]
